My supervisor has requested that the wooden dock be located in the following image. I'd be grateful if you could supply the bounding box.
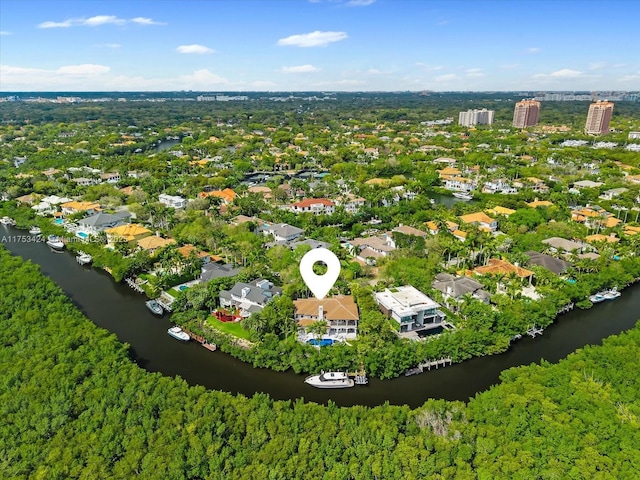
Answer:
[527,325,544,338]
[124,277,144,294]
[347,369,368,385]
[406,357,453,376]
[556,303,574,315]
[181,327,217,351]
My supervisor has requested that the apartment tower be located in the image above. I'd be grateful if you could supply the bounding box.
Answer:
[585,101,614,134]
[512,99,541,128]
[458,108,495,127]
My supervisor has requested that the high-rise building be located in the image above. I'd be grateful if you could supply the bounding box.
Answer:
[585,101,614,134]
[512,100,541,128]
[458,108,495,127]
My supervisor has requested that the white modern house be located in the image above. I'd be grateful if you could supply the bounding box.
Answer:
[158,194,188,209]
[375,286,445,333]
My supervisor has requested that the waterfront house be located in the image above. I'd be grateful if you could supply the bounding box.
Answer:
[105,224,152,245]
[525,251,570,274]
[444,176,477,193]
[294,295,359,340]
[375,285,445,333]
[219,279,282,317]
[136,235,176,255]
[77,211,131,235]
[200,262,242,282]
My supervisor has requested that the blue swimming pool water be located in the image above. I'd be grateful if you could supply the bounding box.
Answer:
[54,219,63,225]
[76,232,88,239]
[179,285,188,291]
[307,339,335,347]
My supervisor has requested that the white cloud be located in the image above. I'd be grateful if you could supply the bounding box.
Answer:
[618,73,640,82]
[277,30,347,47]
[104,43,122,48]
[526,47,540,54]
[38,16,164,28]
[366,69,390,75]
[131,17,166,25]
[177,69,230,87]
[83,15,126,27]
[56,64,110,75]
[0,31,12,36]
[176,44,214,54]
[550,68,584,78]
[282,64,320,73]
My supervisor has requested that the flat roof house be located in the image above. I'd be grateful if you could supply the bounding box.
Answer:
[375,286,445,333]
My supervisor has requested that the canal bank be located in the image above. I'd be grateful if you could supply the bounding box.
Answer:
[2,225,639,409]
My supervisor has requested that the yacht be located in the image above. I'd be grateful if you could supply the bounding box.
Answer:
[452,191,473,200]
[145,299,164,315]
[167,326,190,341]
[46,234,65,250]
[603,288,621,300]
[304,371,354,389]
[29,226,42,234]
[589,292,606,303]
[1,216,16,226]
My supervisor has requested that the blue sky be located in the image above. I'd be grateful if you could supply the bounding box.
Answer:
[1,0,639,91]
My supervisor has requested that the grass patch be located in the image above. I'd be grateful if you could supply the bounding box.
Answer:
[207,317,252,340]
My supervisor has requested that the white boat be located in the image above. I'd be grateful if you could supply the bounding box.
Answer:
[46,234,65,250]
[452,192,473,200]
[603,288,621,300]
[1,216,16,226]
[304,371,354,389]
[76,251,92,265]
[167,326,190,341]
[29,226,42,234]
[146,299,164,315]
[589,292,606,303]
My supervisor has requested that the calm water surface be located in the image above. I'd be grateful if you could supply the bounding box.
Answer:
[2,224,638,408]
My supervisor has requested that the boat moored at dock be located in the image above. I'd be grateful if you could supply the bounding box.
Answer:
[304,371,355,389]
[29,226,41,235]
[167,326,190,341]
[46,235,65,250]
[145,299,164,315]
[452,191,473,200]
[1,216,16,226]
[603,288,621,300]
[76,251,92,265]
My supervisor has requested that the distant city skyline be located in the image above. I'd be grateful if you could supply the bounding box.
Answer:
[1,0,639,92]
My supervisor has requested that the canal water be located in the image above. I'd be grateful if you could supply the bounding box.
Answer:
[2,225,639,409]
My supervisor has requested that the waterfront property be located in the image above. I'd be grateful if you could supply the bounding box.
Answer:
[375,286,446,334]
[105,224,152,246]
[431,273,490,307]
[294,295,359,341]
[219,278,282,318]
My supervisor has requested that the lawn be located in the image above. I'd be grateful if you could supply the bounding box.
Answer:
[208,317,252,340]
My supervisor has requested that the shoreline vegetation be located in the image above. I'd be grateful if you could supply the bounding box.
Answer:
[1,246,639,478]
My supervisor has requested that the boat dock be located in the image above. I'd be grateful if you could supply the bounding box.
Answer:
[124,277,145,294]
[156,293,174,312]
[527,325,544,338]
[405,357,453,376]
[180,327,217,351]
[556,303,574,315]
[347,368,368,385]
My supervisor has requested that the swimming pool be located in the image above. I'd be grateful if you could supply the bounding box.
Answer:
[76,231,89,240]
[307,338,335,347]
[179,285,188,291]
[54,219,63,225]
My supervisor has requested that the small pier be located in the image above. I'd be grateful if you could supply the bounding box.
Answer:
[347,368,368,385]
[556,303,574,315]
[181,327,217,351]
[527,325,544,338]
[157,293,174,312]
[124,277,144,294]
[406,357,453,376]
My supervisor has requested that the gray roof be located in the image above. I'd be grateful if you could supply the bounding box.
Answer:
[432,273,490,301]
[525,251,570,274]
[289,239,331,250]
[200,262,242,282]
[221,278,282,306]
[78,211,130,228]
[270,223,304,237]
[542,237,584,252]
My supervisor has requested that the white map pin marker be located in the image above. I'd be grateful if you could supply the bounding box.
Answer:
[299,248,341,300]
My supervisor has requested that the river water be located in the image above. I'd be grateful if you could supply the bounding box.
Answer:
[2,225,638,408]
